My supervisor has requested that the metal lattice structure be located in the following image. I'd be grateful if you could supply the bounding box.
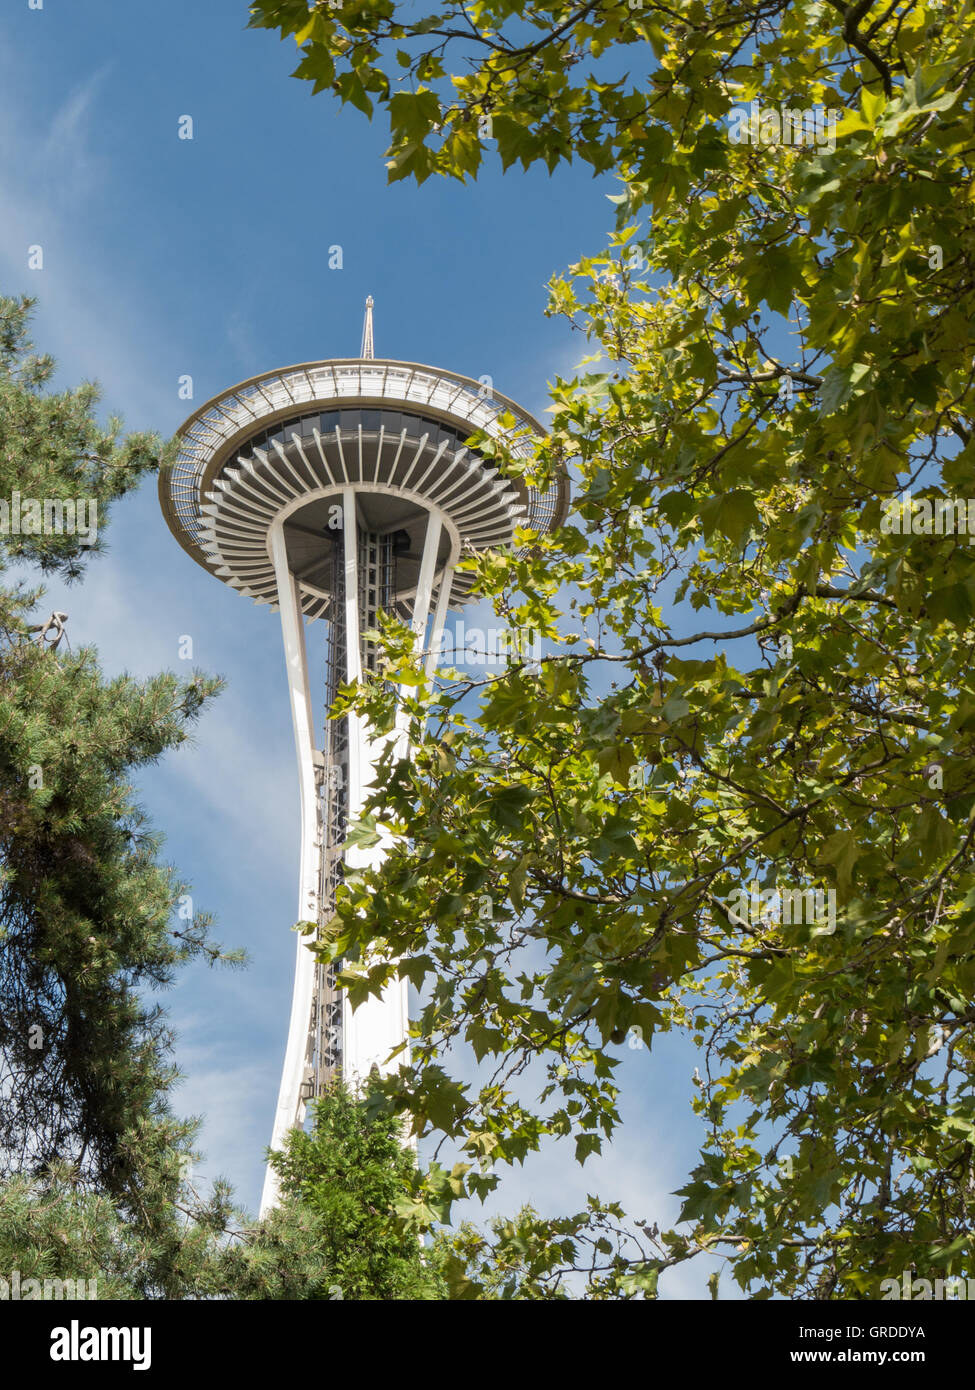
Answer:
[158,304,569,1215]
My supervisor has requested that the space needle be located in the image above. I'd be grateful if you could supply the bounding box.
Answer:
[158,300,568,1213]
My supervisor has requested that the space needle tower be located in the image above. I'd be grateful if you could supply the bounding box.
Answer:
[159,300,568,1213]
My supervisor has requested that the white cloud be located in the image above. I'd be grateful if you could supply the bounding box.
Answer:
[0,52,175,426]
[38,64,113,207]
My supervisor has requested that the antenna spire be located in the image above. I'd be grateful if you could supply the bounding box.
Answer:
[360,295,375,359]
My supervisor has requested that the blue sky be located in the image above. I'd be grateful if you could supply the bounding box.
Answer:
[1,0,724,1296]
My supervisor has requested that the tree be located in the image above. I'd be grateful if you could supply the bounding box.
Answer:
[0,1160,247,1301]
[0,295,173,578]
[0,294,247,1293]
[0,1086,445,1301]
[250,2,975,1296]
[224,1082,445,1299]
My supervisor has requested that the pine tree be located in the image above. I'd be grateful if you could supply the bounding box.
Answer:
[0,294,242,1290]
[223,1083,445,1300]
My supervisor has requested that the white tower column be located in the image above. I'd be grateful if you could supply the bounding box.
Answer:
[261,520,321,1215]
[340,488,413,1089]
